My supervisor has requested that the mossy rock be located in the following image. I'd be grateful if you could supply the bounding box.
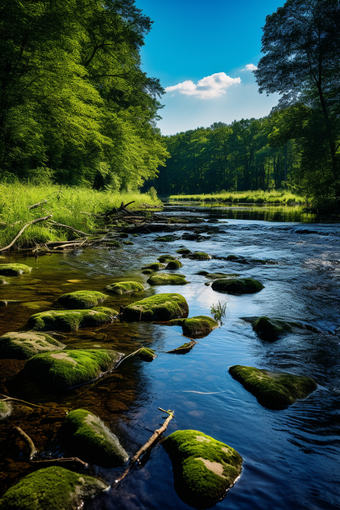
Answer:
[25,349,122,391]
[166,260,183,269]
[166,339,197,354]
[252,316,293,341]
[163,429,242,508]
[188,252,211,261]
[176,248,192,255]
[122,293,189,321]
[229,365,317,409]
[212,278,264,294]
[0,400,11,421]
[105,281,145,295]
[147,273,188,286]
[141,269,155,275]
[58,290,108,309]
[158,254,176,263]
[226,254,248,264]
[155,235,177,242]
[0,331,65,360]
[170,316,218,338]
[0,466,108,510]
[28,307,117,332]
[0,264,32,276]
[59,409,128,467]
[137,347,157,362]
[205,273,239,279]
[142,262,166,271]
[123,240,134,245]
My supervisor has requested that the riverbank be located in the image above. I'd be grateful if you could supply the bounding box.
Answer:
[169,190,303,205]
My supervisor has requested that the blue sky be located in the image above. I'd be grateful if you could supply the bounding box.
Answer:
[137,0,285,135]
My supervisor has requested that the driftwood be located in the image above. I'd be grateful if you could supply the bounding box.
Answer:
[166,340,197,354]
[31,457,88,469]
[0,215,52,252]
[28,199,48,210]
[49,220,90,236]
[115,408,174,486]
[14,426,37,460]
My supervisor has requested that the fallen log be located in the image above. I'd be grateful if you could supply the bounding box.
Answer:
[0,215,52,252]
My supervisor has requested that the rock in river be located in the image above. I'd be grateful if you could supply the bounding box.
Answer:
[163,429,242,508]
[0,263,32,276]
[58,290,108,309]
[147,273,188,286]
[170,315,218,338]
[0,331,65,359]
[212,277,264,294]
[105,281,145,295]
[28,307,117,331]
[122,293,189,321]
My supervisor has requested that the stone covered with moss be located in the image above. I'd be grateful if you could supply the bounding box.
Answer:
[59,409,128,467]
[252,316,293,341]
[155,235,177,242]
[229,365,317,409]
[0,400,11,421]
[142,262,166,271]
[0,264,32,276]
[25,349,122,391]
[205,273,239,279]
[166,260,183,269]
[28,307,117,331]
[147,273,188,286]
[122,293,189,321]
[176,248,191,255]
[163,429,242,508]
[166,340,197,354]
[105,281,145,295]
[0,331,65,360]
[170,316,218,338]
[58,290,108,309]
[0,466,108,510]
[212,278,264,294]
[137,347,157,362]
[141,269,155,275]
[158,254,176,263]
[188,252,211,260]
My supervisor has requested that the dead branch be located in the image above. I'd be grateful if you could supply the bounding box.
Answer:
[28,199,48,210]
[49,220,90,236]
[115,408,174,486]
[0,215,52,252]
[31,457,88,469]
[104,200,136,217]
[14,426,37,459]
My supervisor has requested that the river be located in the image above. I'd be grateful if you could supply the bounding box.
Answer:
[0,205,339,510]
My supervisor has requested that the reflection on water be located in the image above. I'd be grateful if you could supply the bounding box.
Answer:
[0,207,339,510]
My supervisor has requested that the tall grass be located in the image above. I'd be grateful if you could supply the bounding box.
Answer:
[0,183,161,249]
[169,190,304,205]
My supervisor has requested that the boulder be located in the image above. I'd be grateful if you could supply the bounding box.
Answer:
[105,281,145,295]
[212,278,264,294]
[176,248,191,255]
[244,316,321,341]
[59,409,128,467]
[166,340,197,354]
[137,347,157,362]
[158,254,176,263]
[147,273,188,286]
[188,252,211,260]
[25,349,122,391]
[0,466,108,510]
[166,260,183,269]
[0,331,65,360]
[170,316,218,338]
[28,307,117,331]
[163,429,242,508]
[122,293,189,321]
[58,290,108,309]
[0,264,32,276]
[141,262,166,271]
[229,365,317,409]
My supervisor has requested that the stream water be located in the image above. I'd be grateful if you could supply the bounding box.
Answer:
[0,205,339,510]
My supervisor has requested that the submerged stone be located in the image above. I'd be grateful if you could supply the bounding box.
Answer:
[176,248,192,255]
[25,349,122,391]
[166,260,183,269]
[58,290,108,309]
[155,235,177,242]
[142,262,166,271]
[205,273,239,279]
[105,281,145,295]
[122,293,189,321]
[166,340,197,354]
[170,316,218,338]
[0,331,65,360]
[147,273,188,286]
[137,347,157,362]
[28,307,117,331]
[212,278,264,294]
[59,409,128,467]
[188,252,211,260]
[0,264,32,276]
[0,400,11,421]
[163,429,242,508]
[0,466,108,510]
[252,316,293,341]
[229,365,317,409]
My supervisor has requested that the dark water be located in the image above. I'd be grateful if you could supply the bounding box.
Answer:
[0,207,339,510]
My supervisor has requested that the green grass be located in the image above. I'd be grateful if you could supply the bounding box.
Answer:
[169,190,304,205]
[0,183,162,249]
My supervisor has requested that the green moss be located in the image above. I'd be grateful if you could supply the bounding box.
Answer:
[0,264,32,276]
[141,269,155,275]
[176,248,191,255]
[205,273,239,279]
[155,235,177,242]
[28,307,117,331]
[166,260,183,269]
[59,409,128,467]
[105,281,145,295]
[170,316,218,338]
[0,466,108,510]
[158,254,176,263]
[0,400,11,420]
[189,252,211,260]
[163,429,242,508]
[147,273,188,286]
[142,262,166,271]
[122,293,189,321]
[137,347,157,362]
[0,331,65,360]
[166,340,197,354]
[25,349,122,391]
[58,290,108,309]
[253,316,293,341]
[212,278,264,294]
[229,365,317,409]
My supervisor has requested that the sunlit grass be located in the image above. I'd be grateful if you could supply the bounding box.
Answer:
[169,190,304,205]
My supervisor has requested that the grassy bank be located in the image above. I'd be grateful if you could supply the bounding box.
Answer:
[0,183,161,250]
[169,190,304,205]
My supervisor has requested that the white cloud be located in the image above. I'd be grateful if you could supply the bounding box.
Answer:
[242,63,258,71]
[165,72,241,99]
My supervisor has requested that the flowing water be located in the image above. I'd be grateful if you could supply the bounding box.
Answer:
[0,205,339,510]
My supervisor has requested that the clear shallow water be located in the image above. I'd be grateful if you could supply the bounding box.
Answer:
[0,209,339,510]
